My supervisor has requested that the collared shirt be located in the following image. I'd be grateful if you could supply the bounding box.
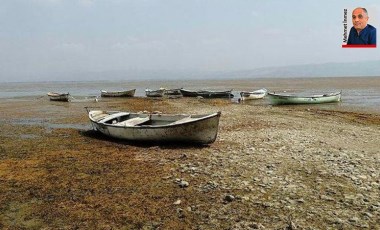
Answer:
[347,24,376,45]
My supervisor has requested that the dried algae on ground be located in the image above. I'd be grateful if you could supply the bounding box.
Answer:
[0,97,379,229]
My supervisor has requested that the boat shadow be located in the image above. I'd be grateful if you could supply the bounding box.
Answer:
[79,130,210,149]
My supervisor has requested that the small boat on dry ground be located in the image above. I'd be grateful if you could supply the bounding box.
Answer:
[161,88,183,98]
[240,88,267,101]
[47,92,70,102]
[267,91,342,105]
[145,88,165,97]
[180,89,234,98]
[88,110,221,144]
[100,89,136,97]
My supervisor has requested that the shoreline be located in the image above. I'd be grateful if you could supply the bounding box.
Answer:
[4,93,380,115]
[1,76,380,114]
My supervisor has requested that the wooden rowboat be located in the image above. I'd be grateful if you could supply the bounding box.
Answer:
[180,89,234,98]
[240,88,267,101]
[88,110,221,144]
[47,92,70,102]
[267,91,342,105]
[100,89,136,97]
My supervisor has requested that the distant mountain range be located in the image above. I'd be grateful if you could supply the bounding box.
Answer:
[2,60,380,82]
[223,60,380,79]
[88,60,380,80]
[76,60,380,81]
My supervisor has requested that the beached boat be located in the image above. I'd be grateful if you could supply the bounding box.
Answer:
[100,89,136,97]
[88,110,221,144]
[145,88,165,97]
[161,88,183,98]
[267,91,342,105]
[162,88,182,96]
[180,89,199,97]
[180,89,234,98]
[47,92,70,102]
[240,88,267,101]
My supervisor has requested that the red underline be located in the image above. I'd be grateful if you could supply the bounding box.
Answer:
[342,44,377,48]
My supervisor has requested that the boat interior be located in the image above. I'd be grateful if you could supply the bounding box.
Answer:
[91,111,200,127]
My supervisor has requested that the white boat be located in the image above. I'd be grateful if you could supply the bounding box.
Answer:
[88,110,221,144]
[47,92,70,102]
[240,88,267,101]
[101,89,136,97]
[267,91,342,105]
[145,88,165,97]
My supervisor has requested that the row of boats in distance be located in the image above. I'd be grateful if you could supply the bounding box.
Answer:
[87,90,342,145]
[46,88,343,145]
[48,88,342,105]
[86,90,341,145]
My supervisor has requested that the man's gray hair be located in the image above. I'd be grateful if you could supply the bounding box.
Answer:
[354,7,368,16]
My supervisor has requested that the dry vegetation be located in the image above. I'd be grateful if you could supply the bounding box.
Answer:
[0,96,379,229]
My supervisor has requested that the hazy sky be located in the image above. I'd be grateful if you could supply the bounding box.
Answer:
[1,0,380,82]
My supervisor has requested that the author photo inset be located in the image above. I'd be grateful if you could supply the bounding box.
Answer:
[342,7,376,48]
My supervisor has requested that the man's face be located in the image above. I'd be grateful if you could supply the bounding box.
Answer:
[352,8,368,31]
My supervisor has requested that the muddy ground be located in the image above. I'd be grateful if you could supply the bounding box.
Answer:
[0,96,379,229]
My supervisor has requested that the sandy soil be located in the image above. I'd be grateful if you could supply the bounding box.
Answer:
[0,96,379,229]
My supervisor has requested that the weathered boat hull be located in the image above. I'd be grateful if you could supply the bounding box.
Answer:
[197,91,234,98]
[145,89,165,97]
[240,88,267,101]
[47,92,70,102]
[267,92,342,105]
[101,89,136,97]
[89,111,221,144]
[180,89,198,97]
[180,89,234,98]
[163,88,183,96]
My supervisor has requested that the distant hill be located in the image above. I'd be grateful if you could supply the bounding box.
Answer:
[2,60,380,82]
[222,60,380,79]
[88,60,380,80]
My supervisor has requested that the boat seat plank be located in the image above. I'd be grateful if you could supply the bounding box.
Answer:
[92,113,109,122]
[99,112,130,123]
[116,116,150,126]
[170,116,197,125]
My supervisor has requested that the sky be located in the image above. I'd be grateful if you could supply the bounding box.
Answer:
[0,0,380,82]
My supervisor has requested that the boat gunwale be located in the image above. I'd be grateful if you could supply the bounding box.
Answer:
[100,89,136,97]
[101,89,136,93]
[47,92,70,97]
[267,91,341,99]
[180,89,232,93]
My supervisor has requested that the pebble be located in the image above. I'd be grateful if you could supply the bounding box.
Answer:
[297,198,305,203]
[173,199,181,205]
[358,175,368,180]
[224,195,235,202]
[333,218,345,225]
[179,180,189,188]
[362,212,373,218]
[176,208,185,218]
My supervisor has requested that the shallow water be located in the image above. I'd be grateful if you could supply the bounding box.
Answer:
[10,118,91,132]
[1,77,379,112]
